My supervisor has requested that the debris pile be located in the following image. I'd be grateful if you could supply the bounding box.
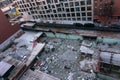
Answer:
[2,44,31,61]
[67,70,97,80]
[80,40,96,55]
[80,59,97,71]
[33,37,101,80]
[1,31,41,62]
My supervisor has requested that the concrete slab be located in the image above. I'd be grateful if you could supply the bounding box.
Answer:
[80,46,94,54]
[20,69,60,80]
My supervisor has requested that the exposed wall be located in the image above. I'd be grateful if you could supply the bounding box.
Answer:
[0,10,20,44]
[94,0,120,23]
[16,0,94,24]
[113,0,120,16]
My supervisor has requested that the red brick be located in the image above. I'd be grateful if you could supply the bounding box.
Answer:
[0,10,20,44]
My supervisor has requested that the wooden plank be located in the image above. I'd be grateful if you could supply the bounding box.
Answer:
[34,32,43,38]
[26,43,45,66]
[31,43,45,56]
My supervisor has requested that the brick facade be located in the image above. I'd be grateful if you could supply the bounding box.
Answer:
[94,0,120,24]
[0,10,20,44]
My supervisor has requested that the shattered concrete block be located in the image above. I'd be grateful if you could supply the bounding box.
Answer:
[79,59,97,72]
[80,46,94,55]
[81,40,93,47]
[67,73,74,80]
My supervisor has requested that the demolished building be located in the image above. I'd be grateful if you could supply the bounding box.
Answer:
[0,29,120,80]
[0,1,120,79]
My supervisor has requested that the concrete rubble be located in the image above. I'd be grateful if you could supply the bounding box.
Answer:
[80,46,94,55]
[1,31,120,80]
[2,46,31,61]
[32,35,120,80]
[1,31,43,62]
[33,37,102,80]
[80,40,96,55]
[80,59,97,71]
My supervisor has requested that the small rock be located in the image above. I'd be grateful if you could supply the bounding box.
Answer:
[64,65,71,69]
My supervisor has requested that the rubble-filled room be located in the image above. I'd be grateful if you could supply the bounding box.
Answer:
[31,33,120,80]
[33,37,97,80]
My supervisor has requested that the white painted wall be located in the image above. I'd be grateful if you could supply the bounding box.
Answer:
[22,12,33,21]
[33,19,93,25]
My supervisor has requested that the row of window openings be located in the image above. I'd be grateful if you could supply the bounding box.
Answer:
[19,6,92,13]
[38,0,92,6]
[18,0,92,7]
[19,4,91,9]
[30,11,92,16]
[32,15,92,21]
[17,0,91,5]
[27,12,92,17]
[17,0,38,4]
[41,5,91,10]
[36,6,91,11]
[18,0,92,9]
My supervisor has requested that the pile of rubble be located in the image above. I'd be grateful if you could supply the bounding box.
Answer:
[33,37,101,80]
[1,31,40,62]
[2,43,31,61]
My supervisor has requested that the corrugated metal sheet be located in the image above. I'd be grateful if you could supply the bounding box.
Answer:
[100,52,120,66]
